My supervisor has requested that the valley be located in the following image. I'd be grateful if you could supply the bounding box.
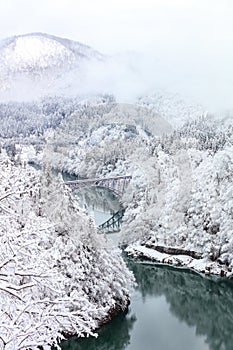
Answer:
[0,31,233,350]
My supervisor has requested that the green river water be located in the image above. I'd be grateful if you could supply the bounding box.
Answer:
[61,259,233,350]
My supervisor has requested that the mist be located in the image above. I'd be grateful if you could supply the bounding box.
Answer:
[1,0,233,113]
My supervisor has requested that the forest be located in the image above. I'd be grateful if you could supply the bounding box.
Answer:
[0,92,233,348]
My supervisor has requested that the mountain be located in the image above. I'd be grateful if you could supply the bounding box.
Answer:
[0,33,103,99]
[0,32,102,74]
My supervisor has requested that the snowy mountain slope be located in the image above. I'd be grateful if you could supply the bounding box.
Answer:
[0,32,102,74]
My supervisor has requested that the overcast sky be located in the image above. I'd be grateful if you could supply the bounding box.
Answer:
[1,0,233,54]
[1,0,233,110]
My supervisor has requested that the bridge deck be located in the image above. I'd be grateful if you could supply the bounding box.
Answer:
[64,175,132,185]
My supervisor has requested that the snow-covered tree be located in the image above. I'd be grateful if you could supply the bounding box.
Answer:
[0,152,134,350]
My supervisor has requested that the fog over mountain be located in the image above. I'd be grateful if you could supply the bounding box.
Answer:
[0,33,106,101]
[0,33,147,103]
[0,32,206,111]
[0,30,232,117]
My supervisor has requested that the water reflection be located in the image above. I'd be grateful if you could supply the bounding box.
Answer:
[61,260,233,350]
[130,260,233,350]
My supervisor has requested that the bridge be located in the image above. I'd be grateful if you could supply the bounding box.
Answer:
[98,208,126,233]
[64,175,132,196]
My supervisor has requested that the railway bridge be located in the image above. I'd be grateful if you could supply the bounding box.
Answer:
[64,175,132,233]
[64,175,132,197]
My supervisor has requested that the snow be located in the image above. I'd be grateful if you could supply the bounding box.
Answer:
[2,35,75,71]
[0,30,233,348]
[0,33,102,76]
[127,244,169,261]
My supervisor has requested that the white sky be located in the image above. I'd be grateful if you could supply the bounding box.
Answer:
[1,0,233,54]
[1,0,233,110]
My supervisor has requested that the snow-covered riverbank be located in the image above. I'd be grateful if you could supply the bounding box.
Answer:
[125,244,232,277]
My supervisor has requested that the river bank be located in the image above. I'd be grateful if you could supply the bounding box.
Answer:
[125,244,231,278]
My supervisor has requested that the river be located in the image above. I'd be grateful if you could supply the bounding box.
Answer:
[60,183,233,350]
